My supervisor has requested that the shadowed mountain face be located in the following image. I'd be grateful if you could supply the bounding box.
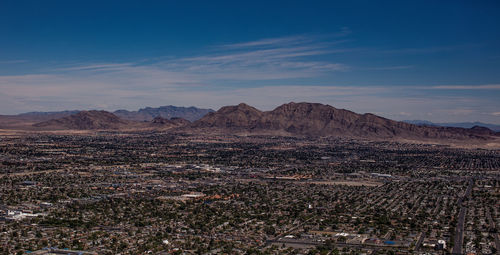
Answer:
[114,106,213,122]
[33,111,129,130]
[193,102,498,140]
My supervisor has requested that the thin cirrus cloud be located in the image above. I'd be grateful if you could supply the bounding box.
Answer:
[363,65,414,71]
[0,60,28,64]
[220,35,314,49]
[431,84,500,90]
[220,31,350,49]
[55,63,136,72]
[48,35,350,83]
[380,45,470,55]
[172,46,350,78]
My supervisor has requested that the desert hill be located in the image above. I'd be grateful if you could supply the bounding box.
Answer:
[33,111,130,130]
[192,103,263,129]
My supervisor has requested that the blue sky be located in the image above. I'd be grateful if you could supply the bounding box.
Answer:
[1,1,500,123]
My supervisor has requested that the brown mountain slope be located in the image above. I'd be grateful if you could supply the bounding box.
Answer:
[193,103,263,129]
[192,102,498,140]
[0,111,80,129]
[150,116,191,127]
[33,111,130,130]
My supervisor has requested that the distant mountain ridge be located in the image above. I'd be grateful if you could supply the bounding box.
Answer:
[0,105,213,129]
[404,120,500,132]
[33,110,129,130]
[114,105,213,122]
[32,111,193,130]
[18,110,80,118]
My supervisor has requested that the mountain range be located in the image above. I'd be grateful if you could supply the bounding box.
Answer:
[31,111,192,130]
[1,102,499,146]
[403,120,500,132]
[0,105,213,129]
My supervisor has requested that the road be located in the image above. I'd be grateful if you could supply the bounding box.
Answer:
[0,168,65,177]
[415,232,425,251]
[268,238,405,250]
[452,207,466,255]
[452,180,472,255]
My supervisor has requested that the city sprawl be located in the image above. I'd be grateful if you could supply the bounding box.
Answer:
[0,132,499,254]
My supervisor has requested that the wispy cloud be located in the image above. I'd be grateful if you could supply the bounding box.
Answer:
[172,40,350,80]
[364,65,414,70]
[334,26,352,37]
[56,63,135,71]
[44,35,350,82]
[431,84,500,90]
[381,45,466,55]
[443,109,476,115]
[221,35,312,49]
[0,60,28,64]
[221,29,351,49]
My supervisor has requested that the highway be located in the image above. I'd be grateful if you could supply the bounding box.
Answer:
[452,207,466,255]
[268,238,406,250]
[452,180,472,255]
